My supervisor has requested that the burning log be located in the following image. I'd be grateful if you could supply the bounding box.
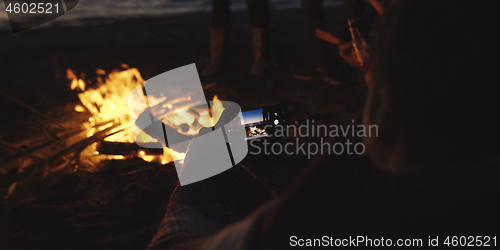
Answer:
[96,141,163,156]
[10,126,86,150]
[0,122,123,189]
[0,125,95,166]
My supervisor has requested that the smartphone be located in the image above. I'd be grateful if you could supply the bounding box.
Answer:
[239,104,289,140]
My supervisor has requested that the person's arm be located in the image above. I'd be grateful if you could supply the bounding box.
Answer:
[315,29,344,45]
[148,107,275,249]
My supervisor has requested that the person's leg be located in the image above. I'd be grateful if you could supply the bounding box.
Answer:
[294,0,332,81]
[202,0,231,76]
[246,0,270,75]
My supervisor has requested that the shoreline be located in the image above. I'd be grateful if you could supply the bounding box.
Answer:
[0,1,345,31]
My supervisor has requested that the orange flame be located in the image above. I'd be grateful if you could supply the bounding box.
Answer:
[211,95,224,126]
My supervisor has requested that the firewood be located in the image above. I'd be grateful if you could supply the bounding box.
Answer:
[96,141,163,156]
[0,140,55,166]
[0,122,123,189]
[0,120,123,165]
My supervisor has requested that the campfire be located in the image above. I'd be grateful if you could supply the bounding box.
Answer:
[68,65,225,167]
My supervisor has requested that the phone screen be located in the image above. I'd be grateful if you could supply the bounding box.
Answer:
[240,108,270,140]
[240,104,288,140]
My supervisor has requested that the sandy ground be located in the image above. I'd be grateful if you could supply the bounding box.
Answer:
[0,7,367,249]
